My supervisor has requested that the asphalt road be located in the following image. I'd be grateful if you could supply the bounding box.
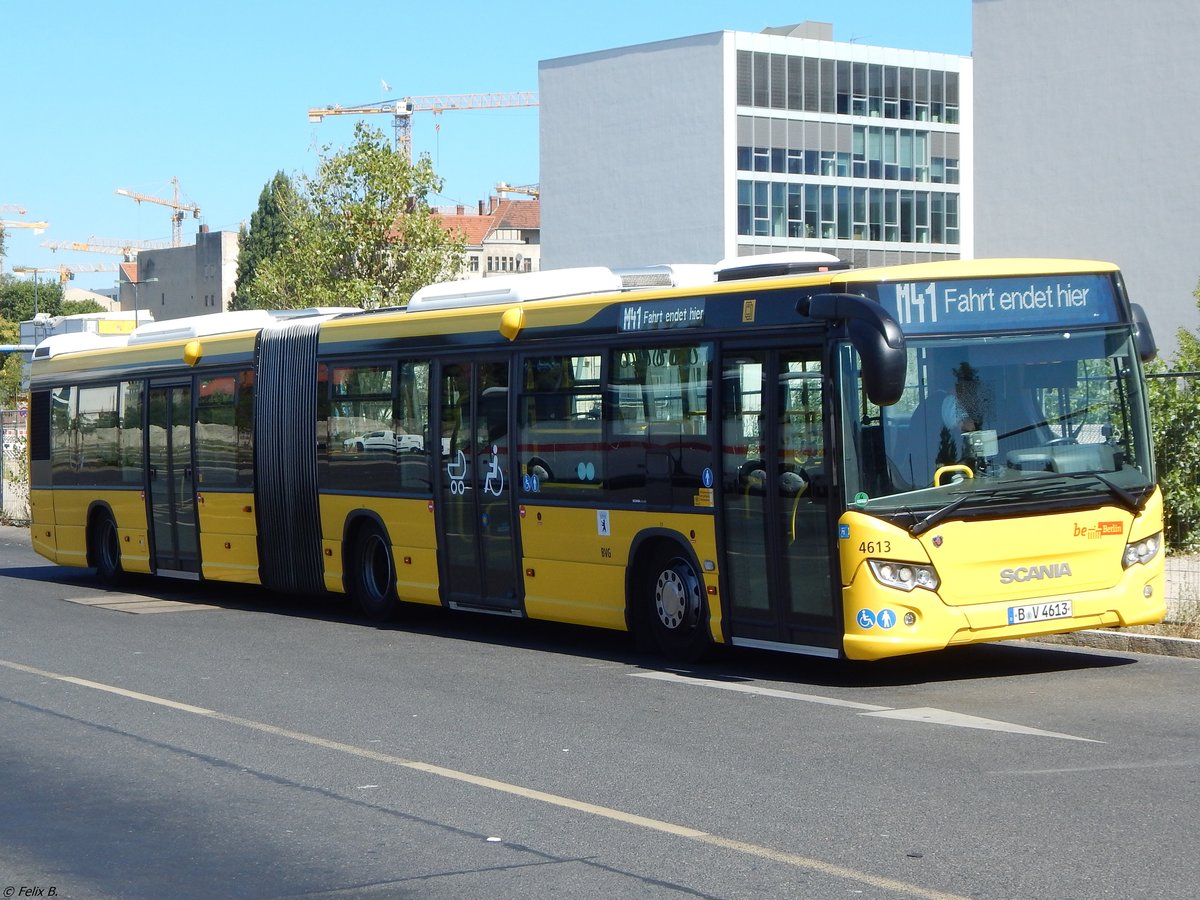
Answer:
[1,524,1198,899]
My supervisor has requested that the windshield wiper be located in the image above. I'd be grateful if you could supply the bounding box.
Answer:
[910,494,970,536]
[1093,473,1150,513]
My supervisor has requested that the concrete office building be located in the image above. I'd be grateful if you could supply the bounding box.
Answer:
[973,0,1200,351]
[540,22,972,269]
[119,226,238,322]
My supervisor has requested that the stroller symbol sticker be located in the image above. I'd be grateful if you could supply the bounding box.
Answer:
[447,450,468,495]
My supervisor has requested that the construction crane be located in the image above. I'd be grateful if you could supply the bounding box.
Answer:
[1,219,49,234]
[495,182,540,199]
[43,237,171,261]
[308,92,538,161]
[115,177,201,247]
[1,205,28,214]
[13,263,118,285]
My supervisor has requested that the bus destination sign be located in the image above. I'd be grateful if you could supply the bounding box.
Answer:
[620,298,706,332]
[875,274,1120,335]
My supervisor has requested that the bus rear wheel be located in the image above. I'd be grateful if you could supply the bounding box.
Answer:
[641,547,711,661]
[90,513,123,587]
[349,522,399,621]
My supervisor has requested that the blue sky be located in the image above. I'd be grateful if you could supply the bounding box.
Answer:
[0,1,970,291]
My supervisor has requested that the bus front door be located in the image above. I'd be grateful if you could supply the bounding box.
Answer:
[436,358,519,612]
[146,382,200,578]
[720,347,838,653]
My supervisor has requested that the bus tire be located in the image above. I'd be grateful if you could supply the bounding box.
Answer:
[641,546,711,662]
[90,512,123,588]
[349,522,399,621]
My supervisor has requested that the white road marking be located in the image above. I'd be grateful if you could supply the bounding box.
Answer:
[63,595,220,614]
[632,670,892,711]
[0,657,967,900]
[633,670,1100,742]
[861,707,1102,743]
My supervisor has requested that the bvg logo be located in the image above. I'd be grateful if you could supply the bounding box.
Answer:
[1073,521,1123,540]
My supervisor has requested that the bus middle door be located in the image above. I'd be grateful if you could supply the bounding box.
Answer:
[435,358,520,613]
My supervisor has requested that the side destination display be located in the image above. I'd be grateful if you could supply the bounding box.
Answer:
[873,273,1120,335]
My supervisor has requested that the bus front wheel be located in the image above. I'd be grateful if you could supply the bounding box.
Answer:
[349,523,399,621]
[90,513,123,587]
[641,547,711,661]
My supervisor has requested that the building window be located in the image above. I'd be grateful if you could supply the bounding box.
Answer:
[754,182,769,235]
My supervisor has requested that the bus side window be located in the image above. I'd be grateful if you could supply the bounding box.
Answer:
[606,344,712,506]
[518,354,602,493]
[75,385,120,487]
[119,380,145,486]
[196,374,239,486]
[396,360,431,492]
[325,363,400,494]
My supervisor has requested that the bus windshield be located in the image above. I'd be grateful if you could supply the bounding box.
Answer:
[838,326,1155,520]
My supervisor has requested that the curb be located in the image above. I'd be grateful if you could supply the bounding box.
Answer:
[1030,629,1200,659]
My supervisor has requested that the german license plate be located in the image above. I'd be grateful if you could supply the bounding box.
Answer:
[1007,600,1073,625]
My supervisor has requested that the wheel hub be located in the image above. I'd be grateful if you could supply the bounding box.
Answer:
[655,565,697,630]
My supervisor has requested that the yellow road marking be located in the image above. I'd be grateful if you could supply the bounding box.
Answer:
[0,657,967,900]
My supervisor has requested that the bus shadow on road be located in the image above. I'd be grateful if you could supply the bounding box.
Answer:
[12,565,1141,688]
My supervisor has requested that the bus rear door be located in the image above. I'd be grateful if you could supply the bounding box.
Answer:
[146,380,200,578]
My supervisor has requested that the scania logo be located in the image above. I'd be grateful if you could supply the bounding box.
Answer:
[1000,562,1072,584]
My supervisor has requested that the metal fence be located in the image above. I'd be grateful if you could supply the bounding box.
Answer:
[1,408,29,523]
[1148,371,1200,626]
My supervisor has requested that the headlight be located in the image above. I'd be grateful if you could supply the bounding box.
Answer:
[1122,532,1162,568]
[868,559,939,592]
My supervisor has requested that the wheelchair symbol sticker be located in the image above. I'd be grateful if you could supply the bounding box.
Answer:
[857,608,897,630]
[483,444,504,496]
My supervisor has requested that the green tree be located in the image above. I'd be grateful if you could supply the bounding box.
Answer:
[232,171,301,310]
[1147,292,1200,549]
[0,278,64,321]
[0,318,23,407]
[60,298,106,316]
[241,123,465,310]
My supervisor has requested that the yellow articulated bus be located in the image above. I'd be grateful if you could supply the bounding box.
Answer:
[26,253,1165,660]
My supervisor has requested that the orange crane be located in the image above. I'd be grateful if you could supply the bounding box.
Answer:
[13,263,118,285]
[495,181,540,199]
[308,91,538,161]
[115,177,201,247]
[1,219,49,234]
[43,237,171,261]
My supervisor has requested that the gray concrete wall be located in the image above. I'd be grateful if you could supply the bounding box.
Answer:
[123,229,239,321]
[973,0,1200,354]
[540,32,730,269]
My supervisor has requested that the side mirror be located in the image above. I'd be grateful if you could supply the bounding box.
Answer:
[1131,303,1157,363]
[800,293,907,406]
